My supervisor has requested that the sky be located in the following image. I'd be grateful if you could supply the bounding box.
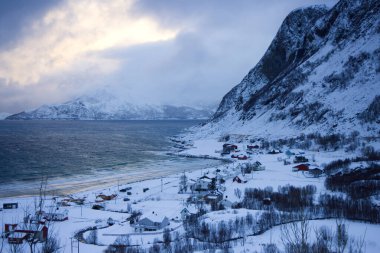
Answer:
[0,0,337,114]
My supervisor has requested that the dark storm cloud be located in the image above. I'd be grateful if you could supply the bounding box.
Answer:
[0,0,338,113]
[99,0,338,106]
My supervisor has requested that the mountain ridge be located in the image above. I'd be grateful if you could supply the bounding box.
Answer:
[6,91,216,120]
[191,0,380,139]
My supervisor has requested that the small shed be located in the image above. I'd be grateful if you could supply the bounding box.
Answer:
[233,176,242,183]
[252,161,265,171]
[107,217,115,226]
[263,198,272,206]
[268,149,281,154]
[3,203,18,209]
[308,168,323,177]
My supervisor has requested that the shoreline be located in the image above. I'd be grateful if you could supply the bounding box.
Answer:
[0,152,227,200]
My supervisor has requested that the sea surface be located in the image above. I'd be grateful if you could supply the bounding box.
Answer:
[0,120,222,198]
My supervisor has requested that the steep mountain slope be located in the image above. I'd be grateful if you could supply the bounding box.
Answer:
[194,0,380,139]
[6,91,215,120]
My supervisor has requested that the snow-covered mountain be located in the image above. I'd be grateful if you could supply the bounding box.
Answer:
[192,0,380,139]
[6,91,215,120]
[0,112,10,120]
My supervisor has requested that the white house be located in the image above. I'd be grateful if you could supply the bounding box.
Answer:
[134,212,170,232]
[180,207,197,220]
[190,178,211,193]
[218,199,233,209]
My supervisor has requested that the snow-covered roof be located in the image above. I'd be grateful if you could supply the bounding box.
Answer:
[141,212,168,223]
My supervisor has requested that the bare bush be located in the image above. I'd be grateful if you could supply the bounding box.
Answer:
[281,215,311,253]
[86,229,98,245]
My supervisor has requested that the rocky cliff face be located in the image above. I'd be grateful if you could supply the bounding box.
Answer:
[6,91,215,120]
[195,0,380,139]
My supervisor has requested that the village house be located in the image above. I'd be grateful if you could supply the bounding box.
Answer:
[286,150,295,157]
[7,231,30,244]
[133,212,170,232]
[204,191,223,205]
[292,164,310,172]
[180,207,196,220]
[42,209,69,221]
[247,144,260,150]
[190,177,212,194]
[268,149,281,154]
[237,154,248,160]
[96,194,117,202]
[222,144,238,155]
[218,198,233,209]
[293,155,309,163]
[7,224,48,244]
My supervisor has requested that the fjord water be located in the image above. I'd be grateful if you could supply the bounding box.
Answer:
[0,120,221,197]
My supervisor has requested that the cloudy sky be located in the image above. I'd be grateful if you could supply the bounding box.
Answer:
[0,0,337,113]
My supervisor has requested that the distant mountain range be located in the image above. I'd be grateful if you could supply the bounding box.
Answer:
[6,91,216,120]
[192,0,380,139]
[0,112,10,120]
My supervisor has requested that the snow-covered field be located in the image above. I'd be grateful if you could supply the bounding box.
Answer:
[0,138,379,253]
[237,219,380,253]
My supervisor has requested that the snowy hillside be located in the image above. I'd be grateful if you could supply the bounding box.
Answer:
[193,0,380,139]
[0,112,10,120]
[6,91,215,120]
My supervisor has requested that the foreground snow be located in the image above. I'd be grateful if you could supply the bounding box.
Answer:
[0,137,378,253]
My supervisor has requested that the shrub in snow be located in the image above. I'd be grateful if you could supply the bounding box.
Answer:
[86,229,98,245]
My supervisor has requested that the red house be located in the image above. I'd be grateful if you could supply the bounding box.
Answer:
[292,164,310,172]
[8,225,48,244]
[4,224,18,234]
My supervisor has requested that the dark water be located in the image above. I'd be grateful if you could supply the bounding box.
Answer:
[0,120,221,197]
